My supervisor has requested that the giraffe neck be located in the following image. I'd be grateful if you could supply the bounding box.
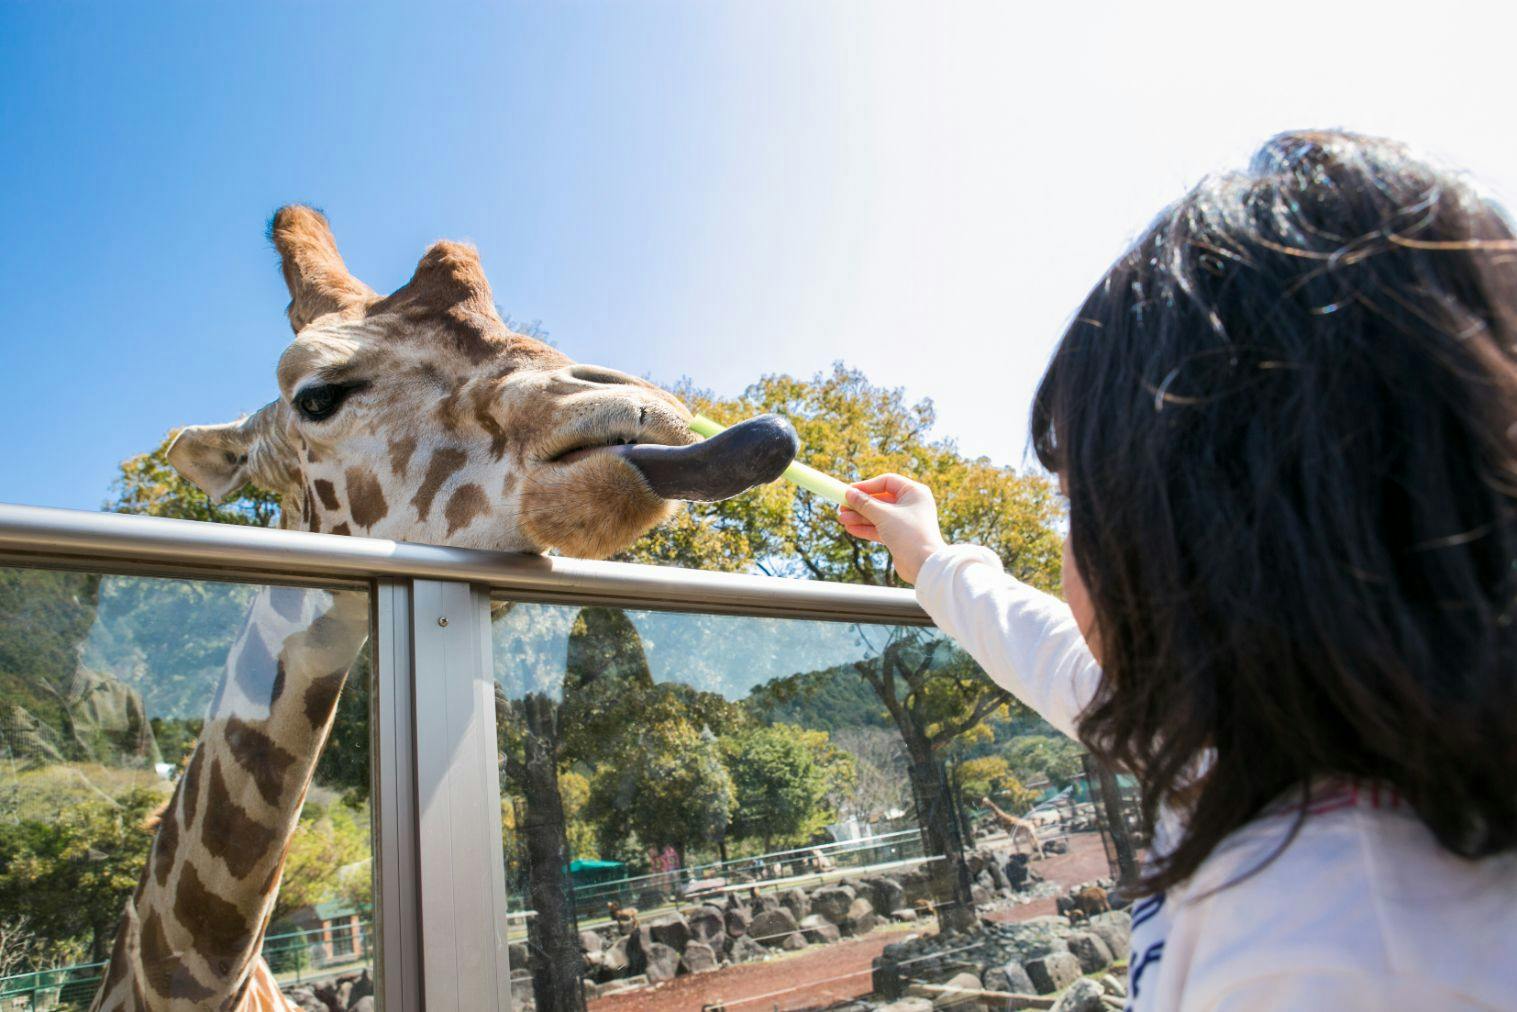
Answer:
[93,585,370,1010]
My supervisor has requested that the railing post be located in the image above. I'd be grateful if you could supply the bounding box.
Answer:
[410,580,511,1010]
[374,580,423,1010]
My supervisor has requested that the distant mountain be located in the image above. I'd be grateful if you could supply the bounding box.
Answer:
[744,663,891,733]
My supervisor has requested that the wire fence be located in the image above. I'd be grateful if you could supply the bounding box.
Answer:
[0,920,374,1010]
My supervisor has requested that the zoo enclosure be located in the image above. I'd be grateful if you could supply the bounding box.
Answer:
[0,504,935,1011]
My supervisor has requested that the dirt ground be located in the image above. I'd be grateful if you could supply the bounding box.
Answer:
[589,832,1110,1012]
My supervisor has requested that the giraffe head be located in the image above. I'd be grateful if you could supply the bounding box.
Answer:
[167,206,792,558]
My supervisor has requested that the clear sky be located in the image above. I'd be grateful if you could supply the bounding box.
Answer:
[3,1,1515,512]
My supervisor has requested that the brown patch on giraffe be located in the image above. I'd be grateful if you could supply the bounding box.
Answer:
[300,484,313,528]
[182,745,205,827]
[98,911,146,1010]
[411,447,467,522]
[152,789,180,886]
[313,478,341,512]
[444,482,489,536]
[470,381,510,459]
[224,716,298,808]
[269,660,287,707]
[502,470,521,499]
[202,759,278,880]
[141,908,219,1002]
[331,521,352,536]
[306,445,321,463]
[229,627,280,710]
[432,391,465,436]
[304,669,349,729]
[174,859,254,978]
[343,466,389,528]
[388,435,418,478]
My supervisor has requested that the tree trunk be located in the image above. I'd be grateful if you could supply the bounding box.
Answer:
[520,693,586,1012]
[902,737,977,932]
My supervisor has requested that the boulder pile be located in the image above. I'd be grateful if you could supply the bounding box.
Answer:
[280,969,374,1011]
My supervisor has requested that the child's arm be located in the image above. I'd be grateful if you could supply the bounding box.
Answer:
[840,475,1101,739]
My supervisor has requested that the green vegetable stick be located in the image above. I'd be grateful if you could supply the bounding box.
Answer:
[690,415,852,505]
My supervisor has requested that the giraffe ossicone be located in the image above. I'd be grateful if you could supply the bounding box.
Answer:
[92,205,795,1012]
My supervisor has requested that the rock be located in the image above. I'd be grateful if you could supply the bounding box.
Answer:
[874,1001,934,1012]
[970,884,991,906]
[579,929,603,953]
[685,904,726,955]
[811,884,857,923]
[975,868,997,893]
[335,980,353,1009]
[1087,911,1132,959]
[729,934,767,962]
[508,941,531,970]
[1026,951,1082,994]
[749,908,800,946]
[644,912,690,952]
[798,913,842,944]
[313,981,340,1010]
[780,931,808,950]
[1100,973,1127,998]
[890,908,918,922]
[982,960,1035,995]
[1052,978,1107,1012]
[1067,930,1114,973]
[725,905,752,938]
[754,892,785,914]
[842,897,877,936]
[680,942,718,974]
[640,940,681,982]
[861,876,906,915]
[780,887,811,921]
[348,999,375,1012]
[348,970,373,1007]
[929,971,984,1008]
[601,935,632,977]
[280,988,325,1012]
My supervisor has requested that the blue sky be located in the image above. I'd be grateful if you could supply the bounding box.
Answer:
[4,1,1515,512]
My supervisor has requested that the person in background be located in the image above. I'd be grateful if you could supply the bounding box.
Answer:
[840,131,1517,1010]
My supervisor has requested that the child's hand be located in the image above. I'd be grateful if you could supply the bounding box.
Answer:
[837,473,947,585]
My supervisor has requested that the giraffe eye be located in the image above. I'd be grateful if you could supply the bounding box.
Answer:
[293,383,359,422]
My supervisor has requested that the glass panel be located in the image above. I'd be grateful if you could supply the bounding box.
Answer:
[492,601,1133,1010]
[0,567,378,1010]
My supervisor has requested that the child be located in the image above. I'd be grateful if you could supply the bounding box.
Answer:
[839,131,1517,1010]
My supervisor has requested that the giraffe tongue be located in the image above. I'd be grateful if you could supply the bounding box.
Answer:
[616,414,799,502]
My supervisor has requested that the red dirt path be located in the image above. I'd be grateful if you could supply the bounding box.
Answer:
[589,833,1109,1012]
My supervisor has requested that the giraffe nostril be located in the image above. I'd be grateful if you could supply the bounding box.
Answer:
[569,364,640,387]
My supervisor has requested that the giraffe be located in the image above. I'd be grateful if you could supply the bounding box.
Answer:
[980,795,1043,859]
[89,205,796,1012]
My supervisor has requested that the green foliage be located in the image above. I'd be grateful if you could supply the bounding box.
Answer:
[723,725,832,849]
[105,435,280,527]
[273,799,373,922]
[1005,734,1086,789]
[620,363,1064,592]
[0,788,160,962]
[586,717,734,859]
[745,663,890,733]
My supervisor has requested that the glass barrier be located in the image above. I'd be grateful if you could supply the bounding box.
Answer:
[491,601,1135,1011]
[0,567,378,1011]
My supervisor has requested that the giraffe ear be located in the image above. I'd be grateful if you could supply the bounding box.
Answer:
[269,205,377,333]
[166,419,257,504]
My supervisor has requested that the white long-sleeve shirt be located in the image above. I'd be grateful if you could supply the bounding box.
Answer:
[915,543,1517,1011]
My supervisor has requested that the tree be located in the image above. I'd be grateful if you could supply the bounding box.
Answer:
[273,799,372,922]
[619,363,1065,930]
[0,788,160,962]
[105,434,280,527]
[724,725,836,852]
[1006,735,1086,790]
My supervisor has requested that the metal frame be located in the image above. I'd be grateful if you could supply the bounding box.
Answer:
[0,503,931,1011]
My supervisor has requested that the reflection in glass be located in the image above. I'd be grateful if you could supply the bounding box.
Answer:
[493,602,1131,1011]
[0,568,377,1010]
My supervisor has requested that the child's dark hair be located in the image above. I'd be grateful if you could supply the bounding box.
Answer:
[1032,130,1517,894]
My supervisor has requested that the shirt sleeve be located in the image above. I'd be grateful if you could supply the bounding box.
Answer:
[913,544,1103,739]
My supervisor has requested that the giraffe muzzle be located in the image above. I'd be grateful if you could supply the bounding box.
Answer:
[614,414,799,502]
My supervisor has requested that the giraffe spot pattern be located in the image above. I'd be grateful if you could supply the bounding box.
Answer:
[411,447,467,522]
[501,470,520,498]
[343,466,389,528]
[223,716,298,809]
[303,669,349,729]
[269,660,287,707]
[181,745,205,829]
[267,586,305,623]
[141,908,218,1002]
[331,521,352,536]
[471,382,510,459]
[174,860,253,980]
[97,911,144,1010]
[152,786,180,887]
[313,478,341,512]
[387,435,418,478]
[229,628,279,709]
[444,481,489,535]
[202,759,278,881]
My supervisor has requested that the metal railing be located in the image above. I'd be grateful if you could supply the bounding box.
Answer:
[0,503,932,1012]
